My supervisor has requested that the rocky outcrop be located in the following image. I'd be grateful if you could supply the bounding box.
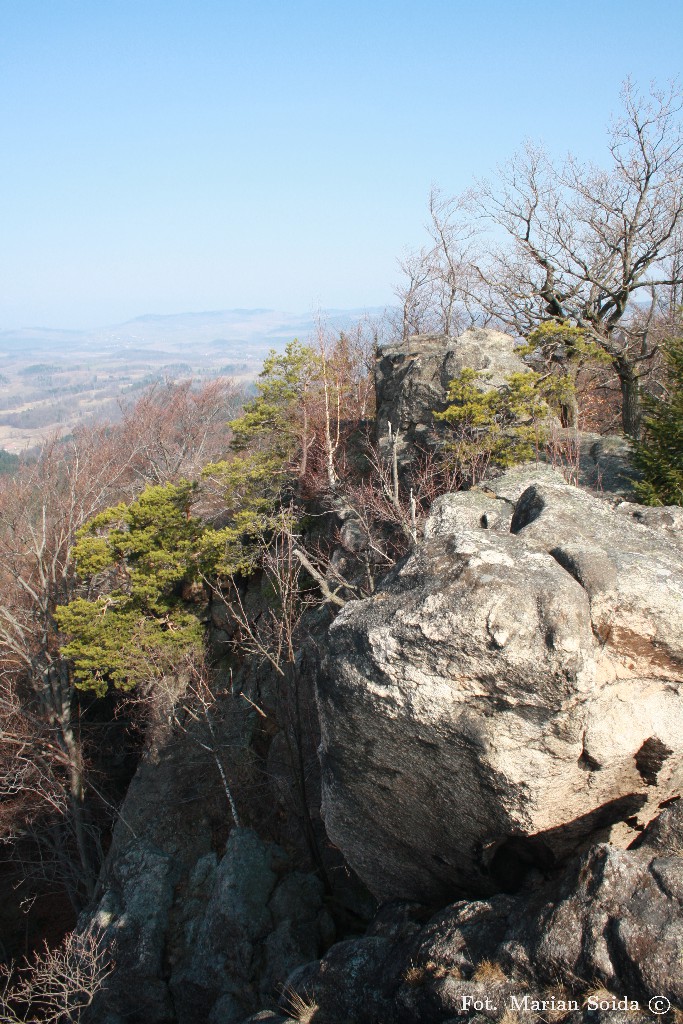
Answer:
[168,829,331,1024]
[74,324,672,1022]
[374,328,529,453]
[88,827,334,1024]
[374,330,639,497]
[318,465,683,903]
[275,801,683,1023]
[88,840,179,1023]
[78,598,367,1024]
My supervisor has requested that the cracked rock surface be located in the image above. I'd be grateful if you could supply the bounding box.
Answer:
[271,803,683,1024]
[318,465,683,903]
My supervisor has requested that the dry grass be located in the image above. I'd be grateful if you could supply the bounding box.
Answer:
[498,1010,520,1024]
[403,965,424,987]
[582,985,615,1009]
[403,960,462,986]
[472,959,508,984]
[541,987,574,1022]
[282,987,319,1023]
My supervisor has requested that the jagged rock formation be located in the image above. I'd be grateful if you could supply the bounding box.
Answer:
[167,828,331,1024]
[318,464,683,903]
[269,801,683,1024]
[79,602,368,1024]
[87,814,336,1024]
[374,328,529,453]
[374,329,637,496]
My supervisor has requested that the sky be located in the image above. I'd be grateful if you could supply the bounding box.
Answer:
[1,0,682,330]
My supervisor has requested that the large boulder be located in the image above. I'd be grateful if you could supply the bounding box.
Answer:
[317,466,683,903]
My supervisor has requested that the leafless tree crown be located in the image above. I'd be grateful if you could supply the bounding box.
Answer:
[394,79,683,433]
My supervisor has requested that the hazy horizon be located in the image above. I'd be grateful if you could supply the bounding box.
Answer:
[0,304,389,336]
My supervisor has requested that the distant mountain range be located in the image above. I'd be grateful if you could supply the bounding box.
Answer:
[0,307,387,360]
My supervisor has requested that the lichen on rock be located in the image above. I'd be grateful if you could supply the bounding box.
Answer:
[318,466,683,903]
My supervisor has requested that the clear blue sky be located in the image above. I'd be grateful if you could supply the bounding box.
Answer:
[1,0,681,329]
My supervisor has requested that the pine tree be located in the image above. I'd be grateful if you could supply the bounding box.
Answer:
[55,481,205,694]
[434,367,557,484]
[229,339,320,473]
[633,336,683,506]
[56,468,290,693]
[518,321,610,427]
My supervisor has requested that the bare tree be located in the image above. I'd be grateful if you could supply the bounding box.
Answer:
[205,510,315,673]
[334,315,380,420]
[130,650,243,829]
[334,428,467,590]
[119,377,243,486]
[0,379,246,907]
[0,676,101,911]
[0,928,113,1024]
[394,187,481,340]
[316,326,342,491]
[394,242,440,339]
[205,516,333,878]
[0,426,140,902]
[472,79,683,435]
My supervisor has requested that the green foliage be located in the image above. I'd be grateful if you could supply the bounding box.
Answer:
[56,481,205,694]
[72,481,202,606]
[56,598,203,696]
[632,336,683,506]
[199,450,289,574]
[229,339,319,458]
[518,321,611,426]
[434,368,554,478]
[0,448,19,475]
[57,456,289,692]
[519,320,610,368]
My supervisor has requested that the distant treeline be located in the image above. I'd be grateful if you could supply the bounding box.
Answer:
[0,448,20,474]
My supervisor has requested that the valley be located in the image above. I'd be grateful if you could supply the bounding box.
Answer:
[0,307,379,453]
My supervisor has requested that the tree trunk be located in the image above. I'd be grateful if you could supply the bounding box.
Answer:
[560,395,579,429]
[48,665,98,904]
[282,661,330,892]
[617,361,641,438]
[299,405,309,479]
[61,713,98,903]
